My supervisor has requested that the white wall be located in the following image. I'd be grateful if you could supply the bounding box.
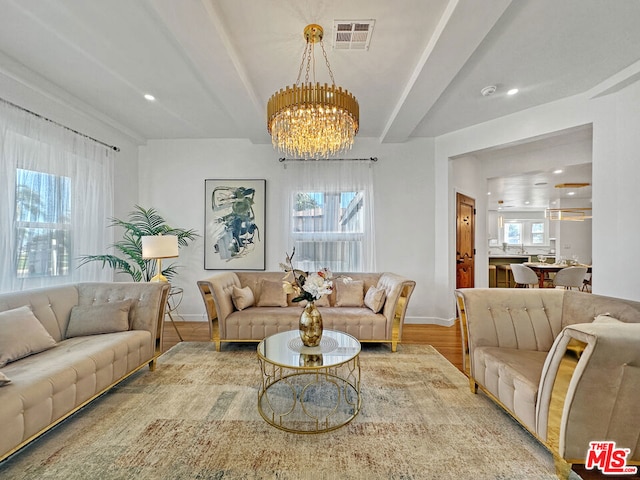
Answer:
[455,133,593,287]
[451,155,488,288]
[434,95,591,318]
[132,70,640,322]
[591,79,640,299]
[7,59,639,320]
[479,133,593,265]
[138,137,438,323]
[555,198,592,264]
[435,77,640,318]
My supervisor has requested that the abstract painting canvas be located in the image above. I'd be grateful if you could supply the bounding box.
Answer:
[204,179,265,270]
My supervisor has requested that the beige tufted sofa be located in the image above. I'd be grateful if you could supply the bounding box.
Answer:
[198,271,415,352]
[455,288,640,478]
[0,282,169,461]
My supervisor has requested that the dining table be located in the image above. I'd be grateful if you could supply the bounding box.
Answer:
[523,262,592,289]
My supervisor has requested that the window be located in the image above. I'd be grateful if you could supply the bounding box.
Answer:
[500,218,549,246]
[15,169,71,278]
[531,222,545,245]
[504,222,522,245]
[1,100,114,293]
[291,190,365,271]
[285,160,375,272]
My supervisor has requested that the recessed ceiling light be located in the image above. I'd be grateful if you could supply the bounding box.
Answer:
[144,94,156,101]
[553,169,563,174]
[481,85,497,97]
[567,191,575,196]
[507,88,519,95]
[524,201,530,205]
[487,192,491,195]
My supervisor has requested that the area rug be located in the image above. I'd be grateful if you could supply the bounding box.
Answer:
[0,342,582,479]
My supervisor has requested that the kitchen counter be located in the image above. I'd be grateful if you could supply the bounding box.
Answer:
[489,255,531,287]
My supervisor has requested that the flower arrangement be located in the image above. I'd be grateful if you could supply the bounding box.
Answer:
[281,248,347,303]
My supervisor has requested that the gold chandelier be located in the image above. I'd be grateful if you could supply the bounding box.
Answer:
[267,24,359,159]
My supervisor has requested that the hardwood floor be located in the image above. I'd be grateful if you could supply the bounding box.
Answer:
[402,322,463,370]
[161,320,464,371]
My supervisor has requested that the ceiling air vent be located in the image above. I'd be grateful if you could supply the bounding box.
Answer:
[332,20,375,50]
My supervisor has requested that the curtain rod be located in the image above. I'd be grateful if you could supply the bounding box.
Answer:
[279,157,377,162]
[0,97,120,152]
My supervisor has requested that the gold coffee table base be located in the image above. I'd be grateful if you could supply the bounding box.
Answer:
[257,330,361,434]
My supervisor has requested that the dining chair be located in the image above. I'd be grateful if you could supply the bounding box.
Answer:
[510,264,539,288]
[553,266,588,290]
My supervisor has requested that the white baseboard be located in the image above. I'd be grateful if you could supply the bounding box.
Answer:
[404,316,456,327]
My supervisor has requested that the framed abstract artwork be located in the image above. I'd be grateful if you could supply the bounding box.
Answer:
[204,179,266,270]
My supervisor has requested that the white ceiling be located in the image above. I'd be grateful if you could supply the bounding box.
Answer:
[1,0,639,148]
[486,162,592,211]
[478,126,593,211]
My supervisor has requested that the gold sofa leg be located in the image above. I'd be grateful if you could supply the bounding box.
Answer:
[390,281,415,353]
[197,280,221,351]
[211,322,221,352]
[469,377,478,394]
[553,454,572,480]
[391,314,400,352]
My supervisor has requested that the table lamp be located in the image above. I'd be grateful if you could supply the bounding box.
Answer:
[141,234,179,282]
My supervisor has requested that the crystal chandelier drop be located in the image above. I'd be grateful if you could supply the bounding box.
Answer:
[267,24,359,159]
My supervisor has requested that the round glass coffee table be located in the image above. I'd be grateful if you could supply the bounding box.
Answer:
[257,329,361,433]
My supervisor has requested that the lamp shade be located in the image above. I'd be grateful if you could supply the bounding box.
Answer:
[141,235,179,259]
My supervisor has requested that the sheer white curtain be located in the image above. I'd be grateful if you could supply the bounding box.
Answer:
[284,160,376,272]
[0,100,115,293]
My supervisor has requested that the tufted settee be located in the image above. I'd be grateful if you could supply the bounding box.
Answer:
[455,288,640,478]
[197,271,415,352]
[0,282,169,461]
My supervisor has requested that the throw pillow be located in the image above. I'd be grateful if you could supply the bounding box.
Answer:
[593,313,620,324]
[65,300,132,338]
[335,280,365,307]
[0,305,57,367]
[256,280,288,307]
[0,371,10,387]
[364,286,386,313]
[232,285,255,311]
[298,295,330,308]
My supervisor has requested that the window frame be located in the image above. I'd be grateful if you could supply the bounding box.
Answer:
[503,219,548,246]
[531,222,545,245]
[290,189,366,272]
[14,168,72,279]
[503,221,523,245]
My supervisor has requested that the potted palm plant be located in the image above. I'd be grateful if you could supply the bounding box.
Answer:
[78,205,198,282]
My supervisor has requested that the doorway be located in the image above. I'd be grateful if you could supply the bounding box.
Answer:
[456,193,475,289]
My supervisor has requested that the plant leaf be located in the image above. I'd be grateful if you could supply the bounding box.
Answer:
[77,204,198,282]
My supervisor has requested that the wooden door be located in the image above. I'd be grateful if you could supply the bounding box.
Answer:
[456,193,475,289]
